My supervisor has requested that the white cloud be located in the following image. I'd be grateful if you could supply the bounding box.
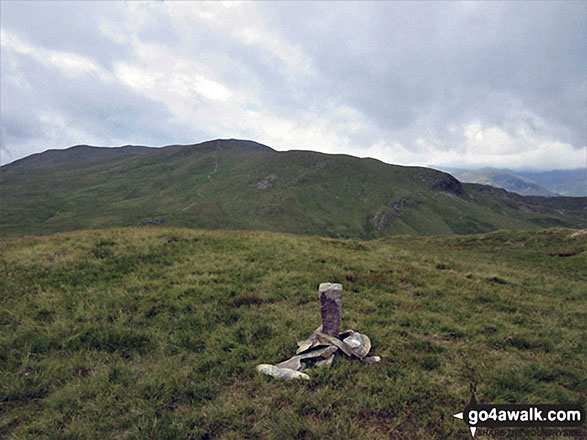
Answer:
[426,120,586,171]
[157,2,315,77]
[114,62,156,90]
[1,28,106,78]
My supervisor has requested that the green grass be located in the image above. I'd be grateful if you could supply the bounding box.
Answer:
[1,227,586,439]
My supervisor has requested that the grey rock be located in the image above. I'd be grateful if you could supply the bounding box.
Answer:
[315,354,334,368]
[276,356,304,371]
[319,283,342,337]
[256,174,278,190]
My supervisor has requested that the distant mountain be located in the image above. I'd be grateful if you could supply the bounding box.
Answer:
[515,169,586,197]
[1,139,585,238]
[447,169,556,196]
[444,167,586,197]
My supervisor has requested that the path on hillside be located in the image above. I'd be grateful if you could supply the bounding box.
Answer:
[209,140,222,179]
[181,142,221,212]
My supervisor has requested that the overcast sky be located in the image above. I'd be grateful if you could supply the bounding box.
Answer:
[1,1,586,170]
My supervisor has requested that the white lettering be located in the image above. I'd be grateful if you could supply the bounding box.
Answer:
[507,410,519,421]
[488,407,497,420]
[520,410,529,422]
[469,410,478,425]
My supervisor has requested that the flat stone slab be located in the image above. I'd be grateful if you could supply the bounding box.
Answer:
[277,346,339,371]
[296,339,329,355]
[314,331,362,358]
[276,356,304,371]
[296,325,326,354]
[300,345,338,360]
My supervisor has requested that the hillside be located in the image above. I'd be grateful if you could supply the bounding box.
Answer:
[1,227,585,439]
[1,139,585,238]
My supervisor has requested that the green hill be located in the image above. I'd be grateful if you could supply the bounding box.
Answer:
[1,227,585,439]
[1,139,585,238]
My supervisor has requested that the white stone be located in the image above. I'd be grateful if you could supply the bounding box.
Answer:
[256,364,310,380]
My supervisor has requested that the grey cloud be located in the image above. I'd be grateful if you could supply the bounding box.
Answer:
[1,1,585,169]
[262,2,586,148]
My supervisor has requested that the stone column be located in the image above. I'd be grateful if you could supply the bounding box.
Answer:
[319,283,343,337]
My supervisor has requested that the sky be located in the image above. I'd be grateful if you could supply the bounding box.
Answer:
[1,1,586,170]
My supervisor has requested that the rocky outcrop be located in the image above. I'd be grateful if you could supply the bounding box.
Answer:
[256,174,278,190]
[387,198,422,209]
[372,211,400,230]
[430,174,464,196]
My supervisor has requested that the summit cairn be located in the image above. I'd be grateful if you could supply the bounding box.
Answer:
[256,283,380,380]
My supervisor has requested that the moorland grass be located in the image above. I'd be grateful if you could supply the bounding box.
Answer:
[0,227,585,439]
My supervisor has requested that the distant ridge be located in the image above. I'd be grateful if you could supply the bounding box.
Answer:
[1,139,585,238]
[444,167,586,197]
[3,138,274,171]
[3,144,152,171]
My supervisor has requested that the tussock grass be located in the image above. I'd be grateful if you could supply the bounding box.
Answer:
[1,227,585,439]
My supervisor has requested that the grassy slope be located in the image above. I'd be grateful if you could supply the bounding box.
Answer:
[2,140,585,238]
[1,227,585,439]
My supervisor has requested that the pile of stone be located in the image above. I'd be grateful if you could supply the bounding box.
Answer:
[256,283,380,380]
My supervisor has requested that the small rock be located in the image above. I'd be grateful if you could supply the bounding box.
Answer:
[256,364,310,380]
[571,229,587,238]
[343,332,371,359]
[363,356,381,364]
[142,217,165,226]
